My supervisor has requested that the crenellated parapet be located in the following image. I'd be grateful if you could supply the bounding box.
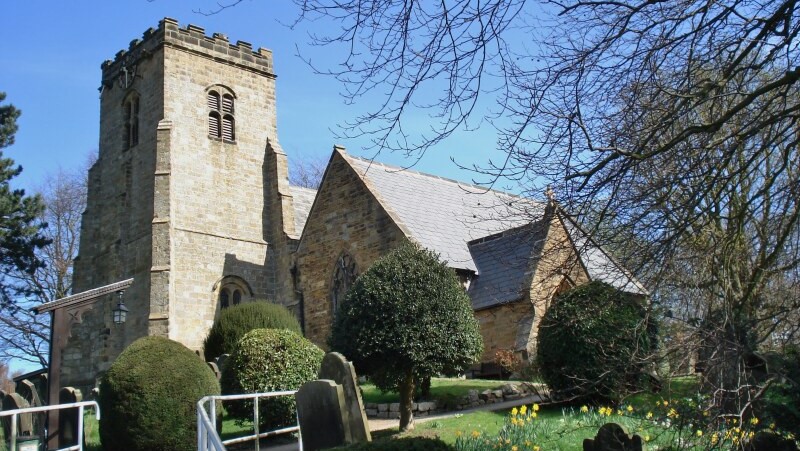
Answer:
[100,17,274,90]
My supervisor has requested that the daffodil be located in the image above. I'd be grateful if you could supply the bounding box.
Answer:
[696,430,703,437]
[520,405,527,415]
[511,407,518,416]
[626,405,633,413]
[581,405,589,413]
[750,417,759,426]
[646,411,653,419]
[472,430,481,438]
[533,403,540,412]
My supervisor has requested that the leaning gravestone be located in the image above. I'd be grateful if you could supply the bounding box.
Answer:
[58,387,84,448]
[296,380,350,451]
[318,352,371,443]
[2,392,34,437]
[583,423,643,451]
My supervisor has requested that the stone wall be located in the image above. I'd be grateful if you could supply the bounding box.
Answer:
[295,150,407,347]
[475,301,536,363]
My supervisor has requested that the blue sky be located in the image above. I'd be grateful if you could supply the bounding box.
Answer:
[1,0,507,194]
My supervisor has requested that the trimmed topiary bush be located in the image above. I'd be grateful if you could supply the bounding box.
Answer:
[99,336,220,451]
[329,241,483,431]
[203,301,301,361]
[220,328,323,429]
[536,281,654,403]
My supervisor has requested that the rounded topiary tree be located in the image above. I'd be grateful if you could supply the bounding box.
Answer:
[220,328,323,429]
[329,241,483,431]
[203,301,301,361]
[99,336,220,451]
[536,281,654,403]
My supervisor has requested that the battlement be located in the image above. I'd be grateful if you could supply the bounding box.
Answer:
[101,17,274,88]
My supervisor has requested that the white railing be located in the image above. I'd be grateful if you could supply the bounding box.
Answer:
[0,400,100,451]
[197,391,302,451]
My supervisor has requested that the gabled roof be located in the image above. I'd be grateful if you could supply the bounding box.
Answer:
[560,213,648,295]
[467,222,548,310]
[342,151,543,272]
[336,149,647,299]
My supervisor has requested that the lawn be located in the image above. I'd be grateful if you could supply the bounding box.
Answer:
[371,376,706,450]
[360,377,514,405]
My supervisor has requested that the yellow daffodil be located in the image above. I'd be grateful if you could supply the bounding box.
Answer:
[626,405,633,413]
[472,430,480,438]
[581,405,589,413]
[512,446,518,451]
[511,407,518,416]
[646,411,653,419]
[520,405,527,415]
[533,403,540,412]
[750,417,759,426]
[770,423,776,430]
[663,400,669,407]
[711,433,719,445]
[644,435,651,442]
[533,446,541,451]
[696,430,703,437]
[532,412,537,419]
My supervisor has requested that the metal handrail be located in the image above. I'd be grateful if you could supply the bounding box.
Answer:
[0,400,100,451]
[197,391,302,451]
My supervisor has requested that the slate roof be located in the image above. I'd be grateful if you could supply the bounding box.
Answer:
[560,213,648,295]
[467,222,548,310]
[343,152,543,272]
[290,185,317,236]
[337,150,647,307]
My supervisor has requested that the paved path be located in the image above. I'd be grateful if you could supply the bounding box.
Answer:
[258,394,545,450]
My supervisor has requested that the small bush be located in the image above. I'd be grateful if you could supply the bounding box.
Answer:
[220,328,323,429]
[536,281,654,403]
[761,346,800,436]
[203,301,301,361]
[331,437,455,450]
[99,336,220,451]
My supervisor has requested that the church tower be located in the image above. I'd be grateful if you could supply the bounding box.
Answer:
[68,18,299,390]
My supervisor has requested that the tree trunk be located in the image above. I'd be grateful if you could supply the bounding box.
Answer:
[399,370,415,431]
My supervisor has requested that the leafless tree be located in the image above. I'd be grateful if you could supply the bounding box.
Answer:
[289,153,327,189]
[0,155,94,367]
[291,0,800,417]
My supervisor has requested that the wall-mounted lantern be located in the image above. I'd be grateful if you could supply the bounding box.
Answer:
[112,290,129,325]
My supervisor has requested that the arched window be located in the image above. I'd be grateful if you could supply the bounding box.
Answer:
[331,253,357,314]
[215,275,252,310]
[208,89,235,142]
[123,93,139,150]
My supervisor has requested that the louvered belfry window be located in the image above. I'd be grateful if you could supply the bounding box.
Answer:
[208,90,235,142]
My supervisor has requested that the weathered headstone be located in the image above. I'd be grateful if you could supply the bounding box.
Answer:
[207,362,221,380]
[318,352,371,443]
[296,380,350,451]
[58,387,84,448]
[2,392,34,437]
[16,379,42,407]
[583,423,643,451]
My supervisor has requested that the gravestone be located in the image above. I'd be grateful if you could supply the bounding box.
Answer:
[296,380,350,451]
[58,387,84,448]
[2,392,33,437]
[583,423,643,451]
[16,379,42,407]
[207,362,221,380]
[318,352,371,443]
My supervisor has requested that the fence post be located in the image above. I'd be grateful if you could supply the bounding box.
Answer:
[253,396,260,451]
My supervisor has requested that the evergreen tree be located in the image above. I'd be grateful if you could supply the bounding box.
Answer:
[0,92,49,309]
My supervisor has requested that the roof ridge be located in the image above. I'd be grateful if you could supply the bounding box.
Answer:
[344,153,544,205]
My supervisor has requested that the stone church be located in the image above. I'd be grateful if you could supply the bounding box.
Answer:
[37,18,646,399]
